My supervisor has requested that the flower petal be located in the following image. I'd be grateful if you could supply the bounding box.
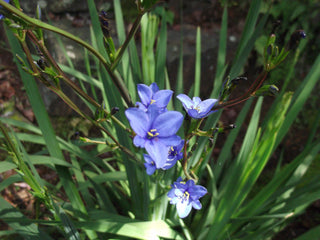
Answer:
[176,200,192,218]
[198,99,218,115]
[192,97,202,105]
[125,108,150,136]
[150,82,159,93]
[185,179,195,188]
[177,94,194,109]
[145,141,169,168]
[187,109,200,119]
[147,104,161,123]
[158,135,182,147]
[143,154,153,164]
[162,157,178,170]
[191,200,202,210]
[135,101,147,111]
[153,111,183,137]
[137,84,153,106]
[145,164,156,175]
[153,90,173,108]
[189,185,208,199]
[144,154,157,175]
[133,135,146,148]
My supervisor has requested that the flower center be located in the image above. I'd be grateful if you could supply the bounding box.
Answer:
[168,146,177,158]
[147,128,159,139]
[192,105,200,112]
[150,99,156,104]
[181,191,190,202]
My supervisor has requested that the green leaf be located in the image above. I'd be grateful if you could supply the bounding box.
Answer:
[194,27,201,97]
[0,175,23,192]
[294,223,320,240]
[0,197,54,240]
[155,6,168,89]
[74,210,184,240]
[212,6,228,98]
[0,161,17,173]
[140,0,158,9]
[52,201,81,240]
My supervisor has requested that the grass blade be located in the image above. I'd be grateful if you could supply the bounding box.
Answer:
[194,27,201,97]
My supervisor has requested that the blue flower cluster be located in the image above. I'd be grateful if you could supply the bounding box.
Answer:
[125,83,217,218]
[125,83,184,173]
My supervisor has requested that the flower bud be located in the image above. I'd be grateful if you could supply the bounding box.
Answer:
[36,59,47,70]
[288,30,306,50]
[254,85,279,97]
[99,11,110,38]
[111,107,119,115]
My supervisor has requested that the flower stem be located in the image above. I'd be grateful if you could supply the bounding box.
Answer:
[182,139,194,180]
[213,71,268,110]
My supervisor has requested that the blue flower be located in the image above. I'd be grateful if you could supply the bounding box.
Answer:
[167,177,207,218]
[136,83,173,112]
[177,94,218,119]
[143,140,184,175]
[125,105,183,168]
[143,154,157,175]
[0,0,10,20]
[162,140,184,170]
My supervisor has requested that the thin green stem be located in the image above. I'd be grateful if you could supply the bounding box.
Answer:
[182,139,194,181]
[213,71,268,110]
[110,11,144,71]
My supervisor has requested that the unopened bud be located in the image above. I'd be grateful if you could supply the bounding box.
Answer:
[36,59,47,70]
[70,131,83,140]
[99,11,110,38]
[231,76,247,85]
[269,85,279,95]
[111,107,119,115]
[254,85,279,97]
[288,30,306,50]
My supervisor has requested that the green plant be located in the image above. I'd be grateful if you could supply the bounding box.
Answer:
[0,0,319,239]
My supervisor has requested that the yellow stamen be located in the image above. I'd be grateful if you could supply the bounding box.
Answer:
[147,129,159,138]
[184,191,190,200]
[193,106,200,112]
